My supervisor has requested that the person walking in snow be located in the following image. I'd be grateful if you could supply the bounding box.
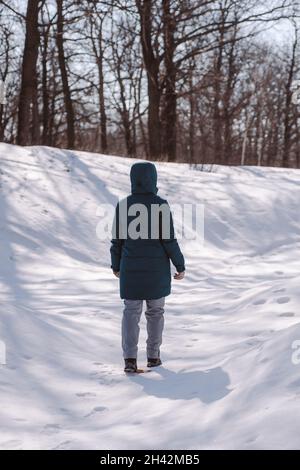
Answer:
[110,162,185,373]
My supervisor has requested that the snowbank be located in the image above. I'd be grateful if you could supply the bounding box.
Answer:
[0,143,300,449]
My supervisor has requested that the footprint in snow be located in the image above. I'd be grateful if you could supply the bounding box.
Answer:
[89,371,101,378]
[288,378,300,388]
[246,338,262,346]
[52,441,73,450]
[41,424,62,435]
[22,355,32,361]
[253,299,266,305]
[89,371,115,384]
[59,408,70,414]
[76,392,97,398]
[245,435,259,445]
[279,312,295,318]
[260,357,269,364]
[276,296,290,304]
[248,331,261,337]
[60,311,81,316]
[84,406,107,418]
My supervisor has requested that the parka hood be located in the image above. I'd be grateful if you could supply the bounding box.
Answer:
[130,162,158,194]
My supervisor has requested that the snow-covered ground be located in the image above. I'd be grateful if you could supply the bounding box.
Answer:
[0,143,300,450]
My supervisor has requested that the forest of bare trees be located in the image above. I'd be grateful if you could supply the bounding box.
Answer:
[0,0,300,167]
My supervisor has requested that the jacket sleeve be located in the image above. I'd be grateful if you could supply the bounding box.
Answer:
[110,203,123,271]
[160,202,185,273]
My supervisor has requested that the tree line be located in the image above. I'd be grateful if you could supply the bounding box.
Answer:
[0,0,299,167]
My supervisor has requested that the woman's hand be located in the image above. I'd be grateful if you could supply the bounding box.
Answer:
[174,271,185,280]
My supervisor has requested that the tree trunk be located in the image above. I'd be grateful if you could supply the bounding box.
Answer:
[136,0,161,159]
[223,25,237,165]
[213,38,224,165]
[31,75,40,144]
[17,0,40,146]
[282,34,297,168]
[97,30,107,154]
[136,68,149,158]
[161,0,176,162]
[56,0,75,149]
[0,93,5,141]
[188,62,195,164]
[41,21,50,146]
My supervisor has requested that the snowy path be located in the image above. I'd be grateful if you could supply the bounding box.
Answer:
[0,143,300,449]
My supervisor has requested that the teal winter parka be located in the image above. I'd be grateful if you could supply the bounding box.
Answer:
[110,162,185,300]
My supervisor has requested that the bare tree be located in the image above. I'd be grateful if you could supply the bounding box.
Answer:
[136,0,162,159]
[56,0,75,149]
[282,22,299,167]
[17,0,43,146]
[83,0,109,153]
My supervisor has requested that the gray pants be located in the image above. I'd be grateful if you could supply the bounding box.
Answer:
[122,297,165,359]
